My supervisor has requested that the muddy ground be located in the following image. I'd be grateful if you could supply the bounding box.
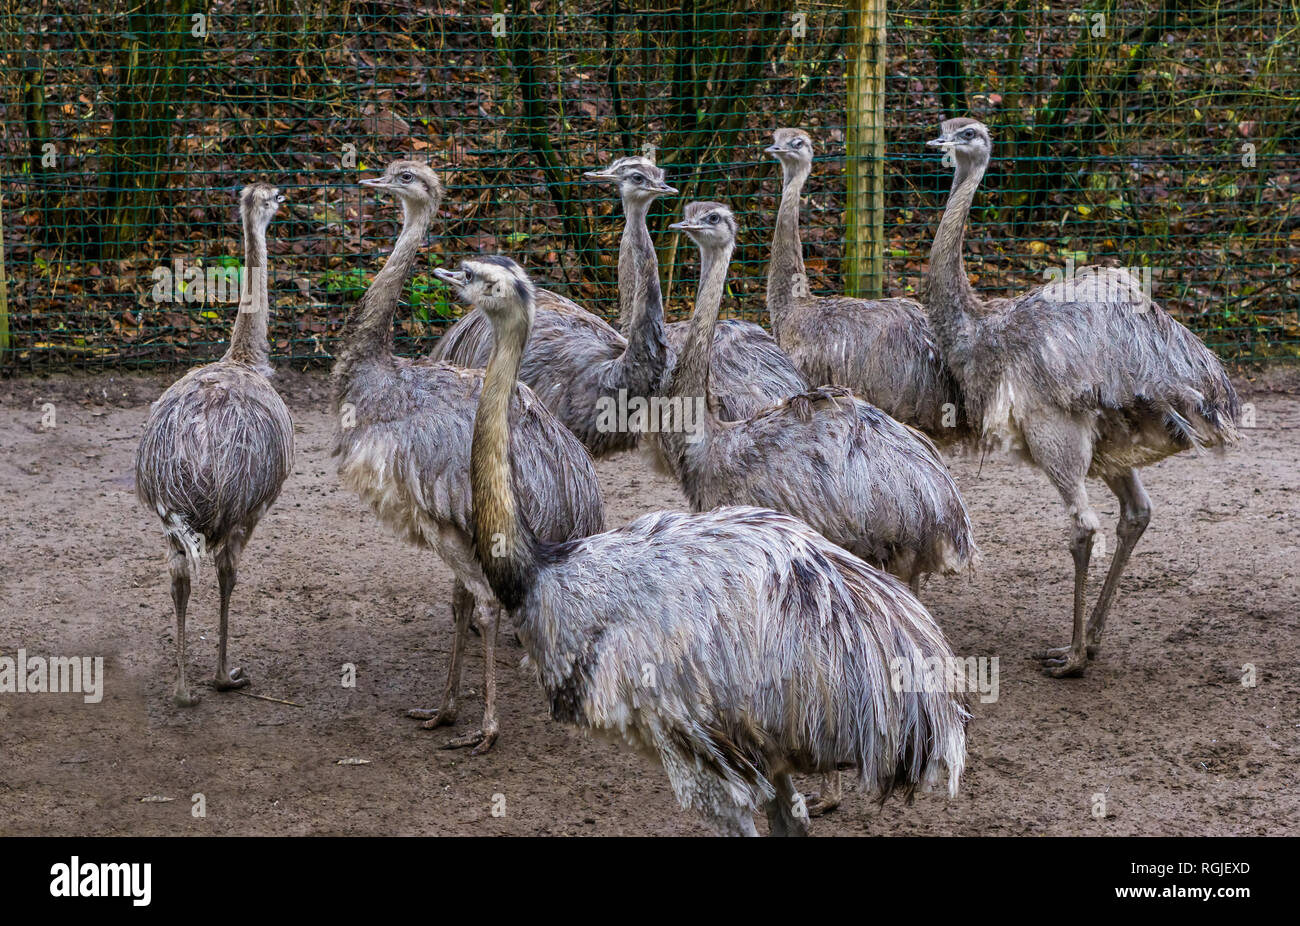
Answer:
[1,368,1296,836]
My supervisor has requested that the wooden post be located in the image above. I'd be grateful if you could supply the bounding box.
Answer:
[0,186,9,361]
[845,0,887,298]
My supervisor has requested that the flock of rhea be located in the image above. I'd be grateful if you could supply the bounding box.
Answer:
[135,118,1240,836]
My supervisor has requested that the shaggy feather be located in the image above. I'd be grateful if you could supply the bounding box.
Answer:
[765,128,968,444]
[464,256,968,836]
[661,201,976,583]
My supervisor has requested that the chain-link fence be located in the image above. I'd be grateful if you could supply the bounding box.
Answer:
[2,1,1296,371]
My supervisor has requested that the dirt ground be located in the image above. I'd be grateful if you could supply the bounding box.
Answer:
[1,367,1296,837]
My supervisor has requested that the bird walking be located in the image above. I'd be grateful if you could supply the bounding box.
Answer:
[924,118,1240,677]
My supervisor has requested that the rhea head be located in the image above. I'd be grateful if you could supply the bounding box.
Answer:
[669,200,738,254]
[434,255,535,334]
[765,127,814,174]
[360,159,445,217]
[239,183,285,228]
[927,118,992,173]
[583,156,678,206]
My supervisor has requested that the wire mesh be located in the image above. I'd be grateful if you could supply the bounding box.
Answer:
[1,1,1296,371]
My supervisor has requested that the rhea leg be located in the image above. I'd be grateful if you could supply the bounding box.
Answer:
[764,774,810,837]
[408,580,473,728]
[213,537,250,691]
[1085,469,1152,654]
[441,600,500,755]
[1023,418,1098,678]
[169,546,197,707]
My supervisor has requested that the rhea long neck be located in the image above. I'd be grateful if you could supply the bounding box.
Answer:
[926,152,988,357]
[336,196,434,377]
[766,158,810,337]
[616,195,670,390]
[471,296,540,612]
[659,235,730,470]
[225,212,272,372]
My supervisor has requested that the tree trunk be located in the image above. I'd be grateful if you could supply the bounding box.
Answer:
[845,0,887,298]
[99,0,202,260]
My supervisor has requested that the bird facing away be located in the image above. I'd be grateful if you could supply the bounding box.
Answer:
[135,183,294,707]
[332,161,604,753]
[660,201,976,589]
[765,128,966,443]
[925,117,1240,677]
[430,158,675,458]
[444,252,968,836]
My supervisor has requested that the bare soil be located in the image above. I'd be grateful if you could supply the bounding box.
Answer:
[1,368,1297,836]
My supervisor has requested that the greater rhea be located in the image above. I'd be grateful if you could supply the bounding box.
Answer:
[765,128,966,442]
[662,201,976,588]
[135,183,294,706]
[435,253,968,836]
[666,199,977,813]
[925,117,1240,677]
[331,160,604,752]
[429,158,676,457]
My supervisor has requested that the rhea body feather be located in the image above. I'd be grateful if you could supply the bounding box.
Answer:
[332,164,603,747]
[659,202,976,582]
[136,183,294,572]
[464,256,967,834]
[765,128,967,443]
[926,119,1239,476]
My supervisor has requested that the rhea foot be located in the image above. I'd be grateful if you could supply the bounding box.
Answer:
[173,685,200,708]
[804,792,840,817]
[407,707,456,730]
[214,666,251,691]
[440,728,498,756]
[1040,646,1089,678]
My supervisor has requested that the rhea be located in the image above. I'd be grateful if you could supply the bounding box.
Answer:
[135,183,294,706]
[765,128,965,442]
[430,159,676,457]
[433,253,969,836]
[661,201,976,591]
[925,118,1240,676]
[332,161,604,752]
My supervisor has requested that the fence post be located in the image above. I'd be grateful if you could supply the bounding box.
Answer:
[0,187,8,361]
[845,0,886,298]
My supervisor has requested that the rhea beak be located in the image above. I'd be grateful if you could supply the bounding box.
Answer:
[433,267,466,287]
[583,169,617,182]
[669,220,702,232]
[927,136,955,148]
[359,176,389,188]
[654,182,679,195]
[764,144,784,155]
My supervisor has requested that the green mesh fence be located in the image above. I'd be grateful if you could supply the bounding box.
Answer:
[2,1,1296,371]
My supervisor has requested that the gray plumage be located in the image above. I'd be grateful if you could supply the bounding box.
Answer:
[135,183,294,707]
[765,128,967,443]
[430,156,675,457]
[925,117,1240,678]
[456,254,968,836]
[660,201,976,586]
[435,156,807,456]
[332,161,604,753]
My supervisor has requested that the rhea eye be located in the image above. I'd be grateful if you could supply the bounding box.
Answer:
[707,213,720,225]
[463,268,474,283]
[399,171,413,183]
[631,173,645,183]
[961,130,975,139]
[792,139,804,148]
